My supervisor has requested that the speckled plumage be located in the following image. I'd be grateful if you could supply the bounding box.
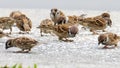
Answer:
[10,11,32,33]
[98,33,120,48]
[50,8,65,25]
[0,17,15,34]
[41,23,78,42]
[15,14,32,33]
[37,19,54,36]
[79,13,112,34]
[5,37,38,52]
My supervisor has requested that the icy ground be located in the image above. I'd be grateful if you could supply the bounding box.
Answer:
[0,9,120,68]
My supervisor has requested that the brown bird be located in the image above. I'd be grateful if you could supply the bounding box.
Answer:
[98,32,120,49]
[5,36,38,53]
[0,17,15,34]
[50,8,66,25]
[15,14,32,33]
[95,12,112,27]
[79,14,111,34]
[40,23,78,42]
[10,11,23,19]
[10,11,32,33]
[37,19,54,36]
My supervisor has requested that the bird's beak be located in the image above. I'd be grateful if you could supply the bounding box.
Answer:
[98,42,101,45]
[5,46,8,49]
[52,13,55,17]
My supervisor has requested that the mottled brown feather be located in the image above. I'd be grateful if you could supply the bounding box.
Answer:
[6,37,38,52]
[0,17,15,33]
[98,33,120,48]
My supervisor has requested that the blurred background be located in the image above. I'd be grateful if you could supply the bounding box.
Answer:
[0,0,119,10]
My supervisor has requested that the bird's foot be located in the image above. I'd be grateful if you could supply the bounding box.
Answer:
[102,45,108,49]
[92,32,99,35]
[63,39,73,42]
[13,51,29,53]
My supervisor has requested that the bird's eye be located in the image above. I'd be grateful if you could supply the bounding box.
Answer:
[51,9,53,12]
[56,12,60,15]
[103,39,107,43]
[54,9,57,12]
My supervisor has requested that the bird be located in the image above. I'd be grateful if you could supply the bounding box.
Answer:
[50,8,85,25]
[5,36,38,53]
[79,13,112,34]
[40,23,79,42]
[50,8,66,25]
[15,14,32,34]
[10,11,32,33]
[94,12,112,27]
[0,17,15,34]
[98,32,120,49]
[37,19,54,36]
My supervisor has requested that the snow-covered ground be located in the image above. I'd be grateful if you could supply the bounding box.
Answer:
[0,9,120,68]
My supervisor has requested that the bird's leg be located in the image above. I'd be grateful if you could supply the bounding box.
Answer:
[13,49,24,53]
[90,29,98,35]
[102,30,106,32]
[81,27,86,30]
[114,44,117,47]
[14,51,23,53]
[50,32,55,36]
[9,27,12,34]
[63,38,73,42]
[59,37,64,40]
[93,32,98,35]
[15,49,25,53]
[58,37,73,42]
[28,48,31,51]
[13,49,29,53]
[40,30,43,36]
[23,51,29,53]
[102,45,108,49]
[26,31,29,34]
[21,49,30,53]
[19,31,23,34]
[19,31,27,34]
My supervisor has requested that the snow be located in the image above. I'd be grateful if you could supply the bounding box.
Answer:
[0,8,120,68]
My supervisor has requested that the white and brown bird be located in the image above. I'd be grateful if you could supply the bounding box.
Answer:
[5,36,38,53]
[50,8,85,25]
[50,8,66,25]
[98,32,120,49]
[0,17,15,34]
[15,14,32,33]
[10,11,32,33]
[37,19,54,36]
[40,23,79,42]
[94,12,112,27]
[79,13,112,34]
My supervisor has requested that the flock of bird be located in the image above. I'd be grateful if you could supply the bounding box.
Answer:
[0,8,120,53]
